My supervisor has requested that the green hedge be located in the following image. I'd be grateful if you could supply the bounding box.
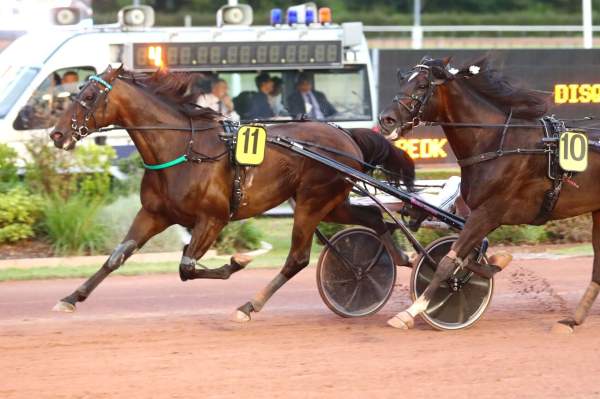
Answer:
[40,195,108,256]
[216,220,264,254]
[0,188,42,244]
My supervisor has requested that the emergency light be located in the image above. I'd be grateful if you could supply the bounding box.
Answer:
[287,9,298,25]
[270,8,283,25]
[305,9,316,24]
[319,7,332,24]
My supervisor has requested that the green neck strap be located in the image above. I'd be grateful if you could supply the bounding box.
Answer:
[143,155,188,170]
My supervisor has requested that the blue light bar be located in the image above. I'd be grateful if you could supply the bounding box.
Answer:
[305,9,315,24]
[287,9,298,25]
[270,8,282,25]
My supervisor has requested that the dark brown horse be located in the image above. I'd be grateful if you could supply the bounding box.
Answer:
[379,56,600,332]
[49,65,414,322]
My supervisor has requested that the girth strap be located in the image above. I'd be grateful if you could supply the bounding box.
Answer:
[222,120,244,219]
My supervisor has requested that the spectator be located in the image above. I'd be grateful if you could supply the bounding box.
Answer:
[286,73,336,119]
[61,71,79,85]
[196,78,239,120]
[246,72,274,119]
[268,76,286,116]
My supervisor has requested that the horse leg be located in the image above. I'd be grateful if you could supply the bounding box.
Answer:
[388,205,500,329]
[552,211,600,334]
[233,198,338,322]
[179,216,251,281]
[52,208,170,312]
[323,201,409,266]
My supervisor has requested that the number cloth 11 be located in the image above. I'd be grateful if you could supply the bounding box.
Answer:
[559,131,588,172]
[235,125,267,166]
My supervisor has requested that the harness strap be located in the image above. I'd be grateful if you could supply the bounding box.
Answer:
[143,155,188,170]
[457,148,548,167]
[532,179,564,225]
[89,75,113,91]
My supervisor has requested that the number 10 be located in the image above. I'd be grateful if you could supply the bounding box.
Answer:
[561,133,586,161]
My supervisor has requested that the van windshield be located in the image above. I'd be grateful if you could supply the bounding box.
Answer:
[193,66,373,122]
[0,66,38,118]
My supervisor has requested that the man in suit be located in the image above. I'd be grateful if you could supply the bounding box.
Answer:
[246,72,275,120]
[196,78,239,120]
[286,73,336,119]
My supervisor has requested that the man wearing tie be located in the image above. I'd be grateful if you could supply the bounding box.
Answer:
[286,73,336,120]
[196,78,239,120]
[246,72,275,120]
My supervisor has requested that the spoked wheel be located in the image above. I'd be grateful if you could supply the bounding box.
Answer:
[411,236,494,330]
[317,227,396,318]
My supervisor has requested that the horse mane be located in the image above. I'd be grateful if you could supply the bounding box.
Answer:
[452,57,550,119]
[118,69,222,121]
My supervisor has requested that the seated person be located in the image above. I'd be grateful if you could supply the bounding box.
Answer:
[246,72,275,120]
[286,73,336,119]
[61,70,79,85]
[196,78,239,120]
[268,76,286,116]
[233,91,256,120]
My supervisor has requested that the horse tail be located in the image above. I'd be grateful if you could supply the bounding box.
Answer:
[349,128,415,190]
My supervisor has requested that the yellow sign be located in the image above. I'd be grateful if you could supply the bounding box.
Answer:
[235,125,267,166]
[559,131,588,172]
[395,138,448,160]
[554,84,600,104]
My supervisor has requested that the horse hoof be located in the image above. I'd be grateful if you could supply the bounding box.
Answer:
[551,321,574,335]
[52,301,76,313]
[387,311,415,330]
[231,310,251,323]
[231,254,253,268]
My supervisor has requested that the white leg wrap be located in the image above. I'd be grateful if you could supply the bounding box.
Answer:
[406,295,429,318]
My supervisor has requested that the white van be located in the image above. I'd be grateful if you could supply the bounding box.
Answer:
[0,3,376,159]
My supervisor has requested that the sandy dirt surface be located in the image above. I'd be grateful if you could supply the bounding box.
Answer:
[1,257,600,399]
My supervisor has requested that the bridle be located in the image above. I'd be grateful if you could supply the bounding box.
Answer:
[70,74,114,141]
[385,63,443,131]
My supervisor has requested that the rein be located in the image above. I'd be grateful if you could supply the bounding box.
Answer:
[69,73,229,170]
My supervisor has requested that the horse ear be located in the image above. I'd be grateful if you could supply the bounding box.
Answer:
[419,55,432,65]
[441,56,452,66]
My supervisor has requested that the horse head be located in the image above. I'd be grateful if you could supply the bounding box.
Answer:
[50,65,123,150]
[378,56,453,140]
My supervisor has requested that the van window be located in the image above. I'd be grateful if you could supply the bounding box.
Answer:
[13,66,96,130]
[0,66,38,119]
[195,66,372,122]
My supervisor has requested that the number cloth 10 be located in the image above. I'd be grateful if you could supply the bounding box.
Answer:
[559,131,588,172]
[235,125,267,166]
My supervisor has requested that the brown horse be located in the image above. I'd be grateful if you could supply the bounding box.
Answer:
[379,56,600,332]
[49,65,414,322]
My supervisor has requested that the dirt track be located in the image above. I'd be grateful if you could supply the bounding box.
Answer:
[2,257,600,399]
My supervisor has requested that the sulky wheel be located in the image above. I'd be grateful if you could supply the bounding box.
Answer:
[317,227,396,318]
[410,236,494,331]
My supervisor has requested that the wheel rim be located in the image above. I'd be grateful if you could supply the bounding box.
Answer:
[318,228,396,317]
[412,237,493,330]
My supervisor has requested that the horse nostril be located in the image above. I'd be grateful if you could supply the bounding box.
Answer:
[50,131,63,141]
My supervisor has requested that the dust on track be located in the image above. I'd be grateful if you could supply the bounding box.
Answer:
[1,257,600,399]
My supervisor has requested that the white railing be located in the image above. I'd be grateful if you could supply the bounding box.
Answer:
[363,25,599,49]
